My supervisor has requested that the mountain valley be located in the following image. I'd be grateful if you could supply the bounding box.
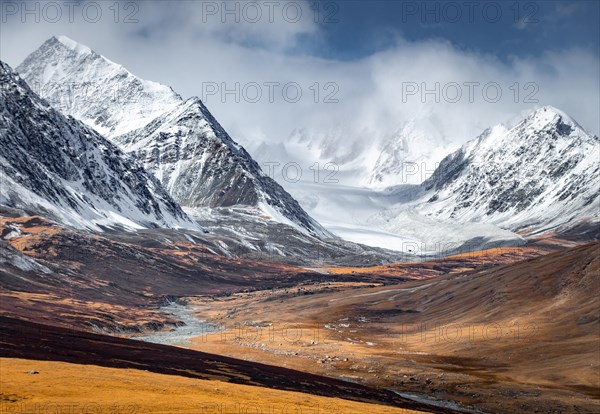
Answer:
[1,32,598,414]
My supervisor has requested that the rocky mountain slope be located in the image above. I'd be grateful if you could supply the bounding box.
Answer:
[0,61,195,231]
[115,97,330,236]
[418,106,599,234]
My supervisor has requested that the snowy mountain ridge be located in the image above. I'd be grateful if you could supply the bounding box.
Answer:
[17,36,331,238]
[279,105,598,253]
[417,105,599,233]
[17,36,182,138]
[13,36,598,248]
[0,60,197,232]
[115,96,332,237]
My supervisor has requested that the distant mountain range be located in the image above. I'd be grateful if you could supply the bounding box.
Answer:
[365,106,599,250]
[2,35,597,257]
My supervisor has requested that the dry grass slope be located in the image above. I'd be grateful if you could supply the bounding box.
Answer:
[0,358,426,414]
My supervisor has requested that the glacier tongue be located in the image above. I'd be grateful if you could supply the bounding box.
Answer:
[0,60,198,232]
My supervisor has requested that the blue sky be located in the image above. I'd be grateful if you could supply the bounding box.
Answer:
[301,1,599,61]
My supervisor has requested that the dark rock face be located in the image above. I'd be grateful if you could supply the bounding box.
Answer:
[423,148,469,193]
[115,98,330,237]
[0,61,193,230]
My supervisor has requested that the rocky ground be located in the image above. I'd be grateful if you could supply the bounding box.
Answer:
[160,243,600,414]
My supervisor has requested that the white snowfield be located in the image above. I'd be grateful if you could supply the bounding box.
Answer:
[282,180,524,255]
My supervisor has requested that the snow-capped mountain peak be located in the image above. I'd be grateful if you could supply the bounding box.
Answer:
[419,106,599,233]
[17,36,182,138]
[54,35,93,55]
[115,95,332,237]
[528,105,579,124]
[17,36,332,238]
[513,105,587,138]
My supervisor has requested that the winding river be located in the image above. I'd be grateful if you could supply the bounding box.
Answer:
[133,302,218,346]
